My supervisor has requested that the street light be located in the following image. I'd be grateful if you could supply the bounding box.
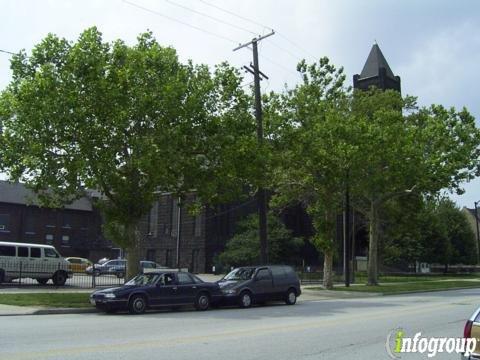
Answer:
[475,201,480,263]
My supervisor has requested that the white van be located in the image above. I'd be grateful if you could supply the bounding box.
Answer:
[0,241,72,286]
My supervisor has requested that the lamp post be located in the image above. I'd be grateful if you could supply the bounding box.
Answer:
[475,201,480,263]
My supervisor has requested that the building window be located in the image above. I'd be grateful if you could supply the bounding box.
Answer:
[62,212,72,229]
[194,213,202,237]
[0,214,9,231]
[24,213,36,235]
[61,235,70,247]
[46,211,56,228]
[45,234,54,245]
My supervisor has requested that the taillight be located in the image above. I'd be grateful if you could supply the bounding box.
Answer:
[464,320,473,338]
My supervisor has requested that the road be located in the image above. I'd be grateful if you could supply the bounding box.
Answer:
[1,288,479,360]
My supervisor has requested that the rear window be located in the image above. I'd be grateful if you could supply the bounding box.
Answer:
[30,248,41,258]
[0,245,15,257]
[18,247,29,257]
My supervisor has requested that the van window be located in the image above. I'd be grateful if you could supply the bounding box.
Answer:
[44,248,59,258]
[0,245,15,257]
[271,266,286,278]
[256,269,272,281]
[30,248,41,258]
[18,247,29,257]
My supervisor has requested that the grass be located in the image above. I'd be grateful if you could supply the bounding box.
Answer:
[310,279,480,294]
[0,293,91,308]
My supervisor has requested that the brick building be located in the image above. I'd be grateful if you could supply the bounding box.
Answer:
[0,181,114,260]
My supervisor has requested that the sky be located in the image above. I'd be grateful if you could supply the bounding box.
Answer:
[1,0,479,208]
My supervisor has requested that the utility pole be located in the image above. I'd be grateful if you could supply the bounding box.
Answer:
[234,31,274,264]
[343,170,351,287]
[176,197,182,270]
[475,201,480,263]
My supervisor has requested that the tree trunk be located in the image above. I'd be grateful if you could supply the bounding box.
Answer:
[323,250,334,289]
[367,201,380,285]
[126,223,142,279]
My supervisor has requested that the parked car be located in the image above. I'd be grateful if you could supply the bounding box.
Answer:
[461,307,480,359]
[90,270,222,314]
[86,259,126,276]
[0,241,72,286]
[217,265,301,308]
[66,257,92,273]
[86,260,167,278]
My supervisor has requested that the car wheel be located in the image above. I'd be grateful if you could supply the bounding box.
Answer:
[195,292,210,311]
[36,278,49,285]
[129,295,147,315]
[52,271,67,286]
[116,272,124,279]
[285,288,297,305]
[239,291,253,308]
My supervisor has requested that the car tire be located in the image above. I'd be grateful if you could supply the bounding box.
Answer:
[128,295,147,315]
[52,271,67,286]
[195,292,210,311]
[116,272,124,279]
[238,291,253,308]
[285,288,297,305]
[36,278,49,285]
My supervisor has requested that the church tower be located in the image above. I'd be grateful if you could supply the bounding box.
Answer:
[353,44,401,93]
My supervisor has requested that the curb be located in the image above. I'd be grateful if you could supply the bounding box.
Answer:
[33,308,99,315]
[0,307,99,316]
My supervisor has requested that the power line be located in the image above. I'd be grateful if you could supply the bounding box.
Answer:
[198,0,272,31]
[197,0,316,61]
[0,49,18,56]
[164,0,257,36]
[122,0,239,45]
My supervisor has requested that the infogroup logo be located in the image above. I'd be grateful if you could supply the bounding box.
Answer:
[385,328,476,358]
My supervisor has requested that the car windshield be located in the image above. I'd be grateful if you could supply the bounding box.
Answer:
[125,273,161,286]
[223,268,254,281]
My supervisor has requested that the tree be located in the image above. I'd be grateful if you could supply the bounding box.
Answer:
[218,213,303,269]
[349,89,480,285]
[420,198,476,270]
[0,28,256,277]
[266,58,350,289]
[267,57,480,288]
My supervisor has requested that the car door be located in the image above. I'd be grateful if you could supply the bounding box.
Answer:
[43,247,60,278]
[29,247,43,278]
[153,273,180,306]
[251,268,274,302]
[175,272,197,305]
[17,246,31,278]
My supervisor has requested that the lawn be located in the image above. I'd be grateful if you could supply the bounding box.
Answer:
[0,293,91,308]
[312,279,480,294]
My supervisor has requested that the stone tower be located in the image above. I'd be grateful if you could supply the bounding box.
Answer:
[353,43,401,93]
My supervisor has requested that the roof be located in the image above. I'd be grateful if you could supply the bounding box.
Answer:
[0,181,93,211]
[359,44,396,80]
[0,241,56,249]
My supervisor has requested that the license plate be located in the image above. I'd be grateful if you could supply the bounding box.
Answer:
[90,299,96,305]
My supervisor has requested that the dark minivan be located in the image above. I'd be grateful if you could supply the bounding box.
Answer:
[217,265,301,308]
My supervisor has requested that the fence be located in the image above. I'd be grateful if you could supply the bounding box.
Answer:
[0,260,127,288]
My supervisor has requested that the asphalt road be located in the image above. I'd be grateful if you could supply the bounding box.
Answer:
[1,288,479,360]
